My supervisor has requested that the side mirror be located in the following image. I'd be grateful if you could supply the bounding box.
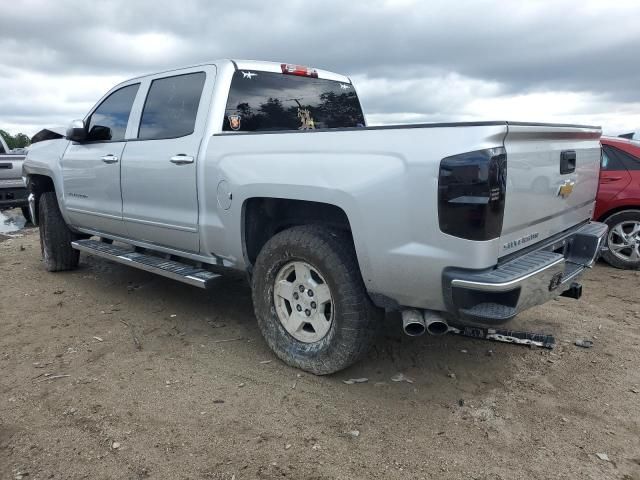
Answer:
[66,119,87,142]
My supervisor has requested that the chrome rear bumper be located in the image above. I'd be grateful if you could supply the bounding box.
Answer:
[443,221,608,324]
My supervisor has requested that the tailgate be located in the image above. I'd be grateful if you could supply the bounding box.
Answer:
[499,123,601,257]
[0,155,25,181]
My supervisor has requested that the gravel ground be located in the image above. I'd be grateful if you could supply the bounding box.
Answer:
[1,218,639,479]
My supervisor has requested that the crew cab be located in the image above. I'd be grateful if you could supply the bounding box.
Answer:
[0,134,29,220]
[23,60,607,374]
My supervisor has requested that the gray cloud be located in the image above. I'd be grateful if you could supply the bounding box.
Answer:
[1,0,639,135]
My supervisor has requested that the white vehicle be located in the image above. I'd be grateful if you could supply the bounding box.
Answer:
[24,60,607,373]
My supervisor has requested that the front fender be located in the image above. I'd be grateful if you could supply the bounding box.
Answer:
[23,139,72,224]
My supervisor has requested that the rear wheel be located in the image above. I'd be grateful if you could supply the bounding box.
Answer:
[251,225,382,374]
[601,210,640,270]
[38,192,79,271]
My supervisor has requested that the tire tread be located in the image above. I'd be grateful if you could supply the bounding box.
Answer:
[39,191,79,272]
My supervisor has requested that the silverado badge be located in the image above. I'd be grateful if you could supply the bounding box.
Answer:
[557,179,575,199]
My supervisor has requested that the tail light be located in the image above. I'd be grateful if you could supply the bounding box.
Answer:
[438,147,507,241]
[281,64,319,78]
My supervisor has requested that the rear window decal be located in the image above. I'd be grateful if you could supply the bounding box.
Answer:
[297,108,316,130]
[228,114,241,130]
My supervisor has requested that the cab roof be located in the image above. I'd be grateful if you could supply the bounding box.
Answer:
[601,135,640,155]
[232,60,351,83]
[126,59,351,84]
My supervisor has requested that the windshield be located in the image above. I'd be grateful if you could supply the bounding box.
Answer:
[223,70,365,132]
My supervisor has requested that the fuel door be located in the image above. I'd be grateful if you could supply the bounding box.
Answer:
[216,179,232,210]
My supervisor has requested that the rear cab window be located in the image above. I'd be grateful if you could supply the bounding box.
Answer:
[223,70,365,132]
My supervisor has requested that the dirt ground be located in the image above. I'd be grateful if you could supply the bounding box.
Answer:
[1,212,639,480]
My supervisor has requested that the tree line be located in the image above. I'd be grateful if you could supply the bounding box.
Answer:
[0,130,31,149]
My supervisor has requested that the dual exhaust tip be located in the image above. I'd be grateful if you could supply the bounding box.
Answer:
[401,309,449,337]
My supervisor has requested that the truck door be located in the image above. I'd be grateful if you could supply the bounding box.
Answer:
[61,83,140,236]
[120,66,215,253]
[598,146,632,199]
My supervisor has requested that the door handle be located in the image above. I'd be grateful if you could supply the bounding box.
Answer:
[560,150,576,174]
[170,155,194,165]
[601,176,623,183]
[101,154,119,164]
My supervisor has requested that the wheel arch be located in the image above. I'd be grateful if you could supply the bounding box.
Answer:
[241,197,355,268]
[25,173,56,224]
[597,206,640,222]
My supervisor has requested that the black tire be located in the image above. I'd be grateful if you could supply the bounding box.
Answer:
[21,206,32,223]
[251,225,382,375]
[601,210,640,270]
[38,191,79,272]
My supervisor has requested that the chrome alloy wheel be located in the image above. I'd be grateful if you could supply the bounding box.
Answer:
[273,260,334,343]
[608,220,640,263]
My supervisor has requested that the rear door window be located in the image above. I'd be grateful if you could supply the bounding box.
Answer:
[601,148,625,171]
[603,145,640,171]
[138,72,206,140]
[223,71,365,132]
[86,83,140,142]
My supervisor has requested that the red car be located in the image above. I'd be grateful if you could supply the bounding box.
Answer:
[594,136,640,269]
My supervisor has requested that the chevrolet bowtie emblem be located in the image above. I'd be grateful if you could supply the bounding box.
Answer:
[558,179,575,198]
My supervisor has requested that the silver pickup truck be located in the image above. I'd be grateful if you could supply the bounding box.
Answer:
[0,134,29,219]
[23,59,607,374]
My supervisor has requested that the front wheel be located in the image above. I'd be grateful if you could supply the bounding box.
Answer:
[601,210,640,270]
[38,191,79,272]
[251,225,382,374]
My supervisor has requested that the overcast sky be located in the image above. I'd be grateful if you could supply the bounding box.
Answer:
[1,0,639,136]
